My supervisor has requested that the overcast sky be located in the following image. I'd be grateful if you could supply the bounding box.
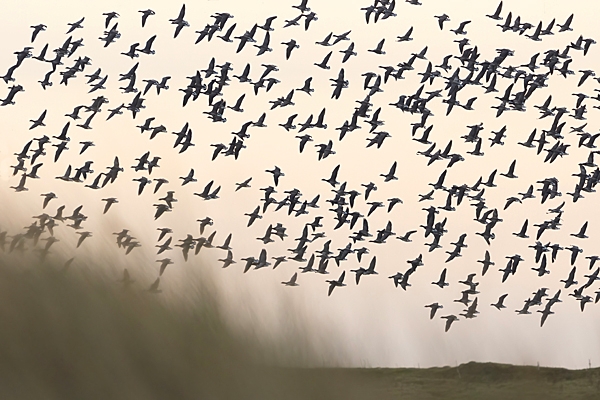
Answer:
[0,0,599,369]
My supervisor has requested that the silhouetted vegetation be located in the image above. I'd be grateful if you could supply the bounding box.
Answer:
[0,256,388,399]
[0,256,598,399]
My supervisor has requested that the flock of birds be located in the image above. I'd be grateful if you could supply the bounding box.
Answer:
[2,0,600,332]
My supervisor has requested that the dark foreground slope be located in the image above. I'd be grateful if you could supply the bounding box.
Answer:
[0,258,390,400]
[0,257,598,400]
[356,362,600,399]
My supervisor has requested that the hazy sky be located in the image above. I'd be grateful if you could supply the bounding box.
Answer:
[0,0,599,369]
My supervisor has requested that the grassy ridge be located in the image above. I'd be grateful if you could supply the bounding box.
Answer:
[0,258,385,400]
[358,362,600,399]
[0,257,598,399]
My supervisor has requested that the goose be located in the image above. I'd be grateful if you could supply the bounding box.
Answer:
[235,177,252,191]
[586,255,600,270]
[118,269,135,288]
[155,228,172,243]
[253,249,270,269]
[504,197,522,210]
[138,9,155,27]
[40,192,57,209]
[218,23,236,43]
[148,278,162,294]
[66,17,84,34]
[315,33,333,47]
[29,110,47,129]
[477,250,495,275]
[532,254,550,276]
[565,245,583,265]
[152,178,168,193]
[450,20,471,35]
[137,35,156,55]
[268,255,287,269]
[153,258,173,276]
[218,251,236,268]
[571,221,589,239]
[10,174,28,192]
[314,51,332,69]
[133,177,151,195]
[397,27,413,42]
[179,168,196,185]
[282,272,299,286]
[368,39,386,55]
[244,206,262,227]
[283,15,302,28]
[30,24,46,42]
[557,14,574,32]
[292,0,310,13]
[326,271,346,296]
[254,32,272,55]
[397,230,416,243]
[560,267,578,288]
[303,12,318,31]
[582,268,600,289]
[297,77,314,95]
[153,204,173,220]
[435,14,450,30]
[441,315,459,332]
[425,303,443,319]
[228,94,246,112]
[461,297,479,319]
[432,268,449,288]
[266,166,284,186]
[491,294,508,310]
[387,198,403,212]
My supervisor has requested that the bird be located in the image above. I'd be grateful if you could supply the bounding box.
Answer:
[30,24,47,42]
[425,303,443,319]
[558,14,574,32]
[156,258,173,276]
[571,222,589,239]
[282,272,299,286]
[491,294,508,310]
[477,250,495,276]
[315,51,332,69]
[432,268,449,288]
[397,27,413,42]
[441,315,459,332]
[368,39,386,55]
[244,206,262,227]
[29,110,47,129]
[66,17,84,34]
[119,269,135,288]
[500,160,517,179]
[138,35,157,55]
[235,178,252,191]
[40,192,57,209]
[10,174,28,192]
[435,14,450,30]
[486,2,503,20]
[380,161,398,182]
[397,230,417,242]
[218,251,236,268]
[139,9,155,27]
[101,198,118,214]
[180,169,197,185]
[326,271,347,296]
[76,231,92,248]
[266,166,284,186]
[148,278,162,294]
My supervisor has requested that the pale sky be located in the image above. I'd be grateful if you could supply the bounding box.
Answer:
[0,0,599,369]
